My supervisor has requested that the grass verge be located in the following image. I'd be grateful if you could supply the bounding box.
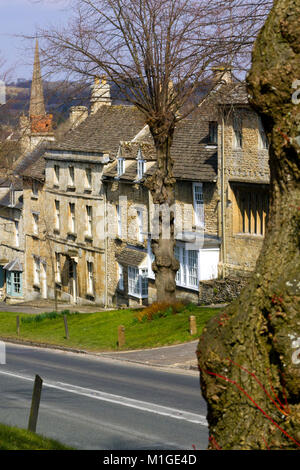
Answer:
[0,304,220,352]
[0,423,73,450]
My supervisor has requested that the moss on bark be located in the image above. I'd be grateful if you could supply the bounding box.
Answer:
[197,0,300,450]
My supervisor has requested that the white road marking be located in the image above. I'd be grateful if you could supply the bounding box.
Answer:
[0,369,208,427]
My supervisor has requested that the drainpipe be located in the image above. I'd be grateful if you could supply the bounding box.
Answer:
[221,114,226,279]
[104,184,108,308]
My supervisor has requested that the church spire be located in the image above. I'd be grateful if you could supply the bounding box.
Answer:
[29,39,46,117]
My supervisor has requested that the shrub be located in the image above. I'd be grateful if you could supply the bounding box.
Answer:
[136,301,186,322]
[21,310,79,324]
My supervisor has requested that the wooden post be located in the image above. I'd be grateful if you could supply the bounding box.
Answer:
[64,315,69,339]
[16,315,20,336]
[189,315,197,335]
[118,325,125,347]
[28,375,43,433]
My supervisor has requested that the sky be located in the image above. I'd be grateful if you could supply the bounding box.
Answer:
[0,0,73,81]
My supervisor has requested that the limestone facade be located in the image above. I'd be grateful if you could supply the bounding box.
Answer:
[217,102,270,278]
[0,185,24,302]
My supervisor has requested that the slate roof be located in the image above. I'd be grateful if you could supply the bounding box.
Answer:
[0,173,23,190]
[115,247,147,267]
[211,82,249,106]
[104,107,218,182]
[3,258,23,272]
[12,142,49,181]
[48,105,146,156]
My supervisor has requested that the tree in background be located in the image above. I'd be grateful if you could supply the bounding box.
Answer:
[197,0,300,449]
[38,0,270,302]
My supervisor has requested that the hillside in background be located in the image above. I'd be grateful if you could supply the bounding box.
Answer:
[0,80,91,138]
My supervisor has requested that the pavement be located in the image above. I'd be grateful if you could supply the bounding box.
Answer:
[0,299,222,373]
[99,340,200,371]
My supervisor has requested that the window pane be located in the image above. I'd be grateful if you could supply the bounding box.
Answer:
[141,269,148,297]
[85,168,92,187]
[193,184,204,228]
[188,251,198,287]
[118,264,124,290]
[233,114,242,148]
[209,121,218,144]
[128,266,139,296]
[14,272,21,293]
[87,261,93,293]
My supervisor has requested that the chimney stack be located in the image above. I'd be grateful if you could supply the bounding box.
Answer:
[90,76,112,114]
[211,65,232,84]
[69,106,88,128]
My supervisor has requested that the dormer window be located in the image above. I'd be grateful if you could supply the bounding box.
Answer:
[10,187,15,206]
[137,148,145,180]
[117,158,125,177]
[137,159,145,180]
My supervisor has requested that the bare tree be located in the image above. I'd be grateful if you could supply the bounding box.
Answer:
[38,0,271,302]
[198,0,300,450]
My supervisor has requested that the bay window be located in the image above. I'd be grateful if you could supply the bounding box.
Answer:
[175,245,199,290]
[128,266,148,298]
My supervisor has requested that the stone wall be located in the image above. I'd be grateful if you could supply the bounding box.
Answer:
[174,181,218,236]
[198,276,250,305]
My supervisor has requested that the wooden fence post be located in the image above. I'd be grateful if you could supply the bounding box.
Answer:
[28,375,43,433]
[189,315,197,335]
[16,315,20,336]
[64,315,69,339]
[118,325,125,347]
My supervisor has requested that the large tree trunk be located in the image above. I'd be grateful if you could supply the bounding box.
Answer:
[197,0,300,450]
[145,120,179,303]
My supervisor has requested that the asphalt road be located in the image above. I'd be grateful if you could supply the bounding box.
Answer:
[0,343,208,450]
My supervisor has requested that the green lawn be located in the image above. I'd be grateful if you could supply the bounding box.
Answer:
[0,423,73,450]
[0,305,220,352]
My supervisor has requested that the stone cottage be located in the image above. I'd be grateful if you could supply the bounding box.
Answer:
[4,65,271,306]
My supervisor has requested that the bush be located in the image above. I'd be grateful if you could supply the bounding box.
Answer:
[136,301,187,322]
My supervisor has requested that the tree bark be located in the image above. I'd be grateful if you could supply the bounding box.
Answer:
[145,120,179,303]
[197,0,300,450]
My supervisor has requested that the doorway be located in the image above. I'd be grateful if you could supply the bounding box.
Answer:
[69,258,77,304]
[41,262,47,299]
